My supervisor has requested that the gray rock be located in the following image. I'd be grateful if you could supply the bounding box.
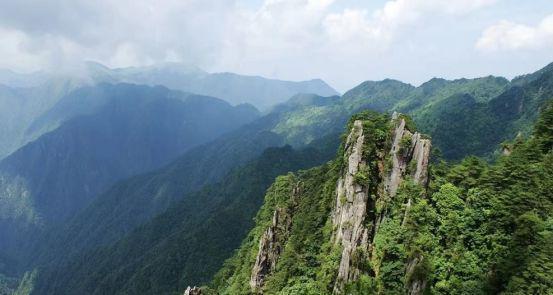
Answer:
[331,116,432,294]
[332,120,370,293]
[183,286,202,295]
[249,185,300,292]
[385,117,431,197]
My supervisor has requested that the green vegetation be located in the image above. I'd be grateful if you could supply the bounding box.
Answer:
[399,133,412,156]
[272,63,553,160]
[29,142,336,295]
[212,161,340,295]
[5,64,553,295]
[0,83,261,270]
[12,270,37,295]
[211,101,553,294]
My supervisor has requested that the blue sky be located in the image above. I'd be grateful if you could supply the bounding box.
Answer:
[1,0,553,91]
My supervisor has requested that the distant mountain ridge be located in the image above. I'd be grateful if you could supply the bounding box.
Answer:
[0,63,337,158]
[0,62,339,111]
[84,62,340,111]
[0,83,259,263]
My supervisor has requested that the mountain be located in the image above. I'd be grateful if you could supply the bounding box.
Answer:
[20,107,341,277]
[0,63,336,159]
[2,61,549,162]
[212,111,431,294]
[7,63,553,294]
[272,63,553,160]
[85,62,340,110]
[0,83,259,261]
[210,102,553,294]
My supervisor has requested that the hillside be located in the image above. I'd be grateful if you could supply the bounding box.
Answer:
[31,141,337,295]
[0,63,337,160]
[273,63,553,160]
[211,102,553,294]
[0,83,259,263]
[7,63,553,295]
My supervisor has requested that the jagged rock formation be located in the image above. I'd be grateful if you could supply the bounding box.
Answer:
[214,112,433,295]
[183,286,202,295]
[332,115,431,293]
[213,104,553,294]
[331,120,371,291]
[249,185,300,292]
[386,112,431,197]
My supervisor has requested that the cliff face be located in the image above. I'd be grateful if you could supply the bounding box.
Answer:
[212,112,433,295]
[331,114,431,293]
[386,113,431,196]
[331,120,372,289]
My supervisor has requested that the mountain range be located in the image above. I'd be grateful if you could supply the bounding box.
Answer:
[0,83,259,265]
[0,62,552,294]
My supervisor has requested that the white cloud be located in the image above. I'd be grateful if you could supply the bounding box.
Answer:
[323,0,498,47]
[0,0,516,90]
[0,28,47,71]
[476,13,553,51]
[0,0,240,71]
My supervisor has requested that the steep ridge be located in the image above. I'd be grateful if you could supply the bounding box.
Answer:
[332,113,430,293]
[212,111,434,294]
[212,101,553,294]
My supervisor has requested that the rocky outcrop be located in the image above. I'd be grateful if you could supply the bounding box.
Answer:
[183,286,202,295]
[386,115,431,295]
[410,133,431,185]
[331,115,431,294]
[332,120,371,293]
[385,113,431,197]
[249,185,300,292]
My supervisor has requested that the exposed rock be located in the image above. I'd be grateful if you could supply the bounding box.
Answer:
[405,253,427,295]
[332,120,371,293]
[249,185,300,292]
[385,117,431,197]
[410,133,431,186]
[183,286,202,295]
[502,146,512,156]
[331,116,431,293]
[386,117,432,295]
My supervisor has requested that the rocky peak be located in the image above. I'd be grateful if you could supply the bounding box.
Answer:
[331,120,371,293]
[386,112,431,196]
[331,114,431,293]
[249,185,301,293]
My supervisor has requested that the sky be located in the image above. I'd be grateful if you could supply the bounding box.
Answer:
[1,0,553,92]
